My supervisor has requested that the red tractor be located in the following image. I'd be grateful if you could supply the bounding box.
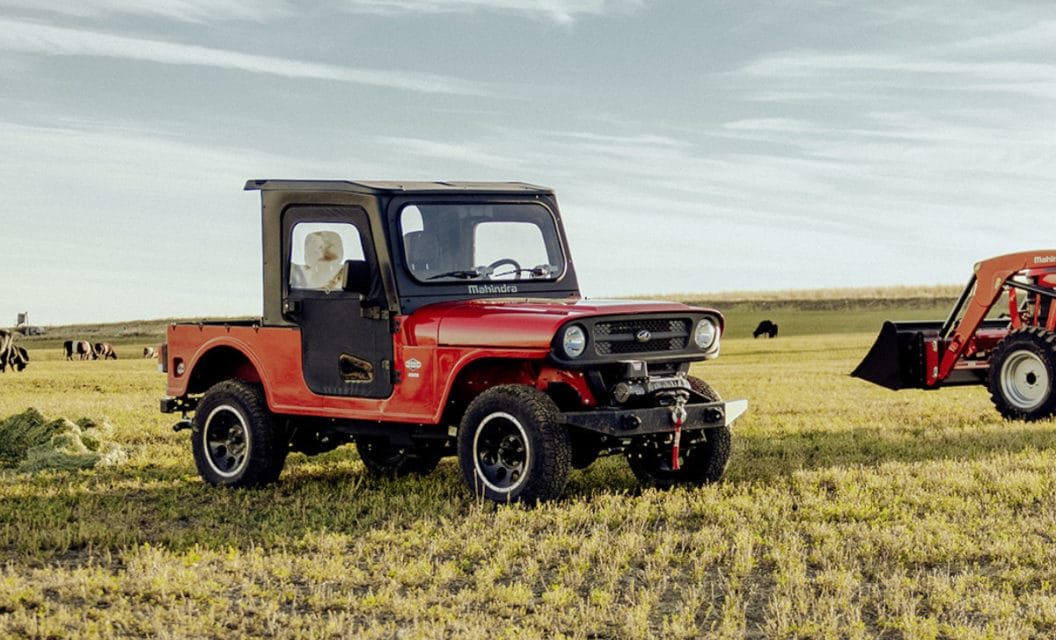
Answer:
[160,180,748,502]
[854,250,1056,420]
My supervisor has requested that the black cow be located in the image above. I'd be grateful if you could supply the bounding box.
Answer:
[9,346,28,371]
[753,320,779,339]
[0,331,27,372]
[0,330,12,372]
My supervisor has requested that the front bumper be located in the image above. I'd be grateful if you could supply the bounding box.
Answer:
[560,399,748,437]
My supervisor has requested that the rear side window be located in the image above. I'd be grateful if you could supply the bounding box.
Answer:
[289,222,364,292]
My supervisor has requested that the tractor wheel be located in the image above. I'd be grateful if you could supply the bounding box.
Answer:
[192,380,288,488]
[626,376,732,489]
[356,437,444,477]
[458,385,571,503]
[988,327,1056,421]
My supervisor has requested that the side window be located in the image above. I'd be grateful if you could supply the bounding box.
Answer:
[289,222,364,292]
[475,222,549,280]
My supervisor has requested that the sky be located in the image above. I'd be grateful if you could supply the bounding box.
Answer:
[1,1,1055,325]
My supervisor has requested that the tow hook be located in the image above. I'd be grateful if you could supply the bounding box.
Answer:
[172,413,194,432]
[669,396,688,471]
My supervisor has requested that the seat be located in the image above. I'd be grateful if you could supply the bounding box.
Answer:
[290,230,346,291]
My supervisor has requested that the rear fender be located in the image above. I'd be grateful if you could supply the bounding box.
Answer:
[182,343,264,397]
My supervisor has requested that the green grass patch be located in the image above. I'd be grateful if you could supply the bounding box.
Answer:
[3,298,1055,638]
[0,409,125,472]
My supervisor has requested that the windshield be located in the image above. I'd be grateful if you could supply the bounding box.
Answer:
[399,202,565,284]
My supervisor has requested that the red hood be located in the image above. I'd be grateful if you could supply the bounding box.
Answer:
[403,298,722,348]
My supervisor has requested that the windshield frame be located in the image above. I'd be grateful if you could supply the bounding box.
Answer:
[384,193,581,313]
[396,200,569,286]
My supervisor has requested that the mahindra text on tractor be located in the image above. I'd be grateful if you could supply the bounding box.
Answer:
[160,180,748,502]
[854,250,1056,421]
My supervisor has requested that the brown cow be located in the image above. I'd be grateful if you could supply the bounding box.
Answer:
[94,342,117,360]
[78,340,92,360]
[68,340,93,360]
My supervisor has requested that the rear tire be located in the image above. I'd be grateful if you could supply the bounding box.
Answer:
[192,380,287,488]
[356,437,443,477]
[626,376,732,489]
[458,385,571,503]
[988,328,1056,421]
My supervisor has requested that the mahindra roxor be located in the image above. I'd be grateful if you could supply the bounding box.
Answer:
[160,180,748,502]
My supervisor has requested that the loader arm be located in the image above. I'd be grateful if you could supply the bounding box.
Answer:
[937,250,1056,382]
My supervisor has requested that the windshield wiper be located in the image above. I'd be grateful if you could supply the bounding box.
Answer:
[426,269,483,281]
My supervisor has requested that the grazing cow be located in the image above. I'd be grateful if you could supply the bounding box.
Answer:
[74,340,94,360]
[753,320,779,339]
[9,346,28,371]
[94,342,118,360]
[0,331,27,372]
[64,340,93,360]
[0,330,12,372]
[143,346,156,359]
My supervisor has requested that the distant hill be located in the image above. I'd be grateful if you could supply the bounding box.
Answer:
[8,284,963,345]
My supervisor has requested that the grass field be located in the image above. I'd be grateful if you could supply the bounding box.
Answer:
[3,298,1056,638]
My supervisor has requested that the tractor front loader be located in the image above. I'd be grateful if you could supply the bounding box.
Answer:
[853,250,1056,421]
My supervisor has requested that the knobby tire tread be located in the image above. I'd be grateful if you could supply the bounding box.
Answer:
[458,384,571,503]
[987,327,1056,422]
[193,380,287,488]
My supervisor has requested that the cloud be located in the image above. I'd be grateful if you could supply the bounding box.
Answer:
[737,50,1056,81]
[379,136,523,169]
[338,0,644,25]
[0,17,484,95]
[950,20,1056,54]
[0,0,293,23]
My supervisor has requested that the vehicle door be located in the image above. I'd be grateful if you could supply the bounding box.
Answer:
[283,205,393,399]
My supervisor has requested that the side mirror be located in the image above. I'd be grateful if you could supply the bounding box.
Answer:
[343,259,372,296]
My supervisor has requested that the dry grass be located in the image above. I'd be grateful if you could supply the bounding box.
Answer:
[1,311,1055,638]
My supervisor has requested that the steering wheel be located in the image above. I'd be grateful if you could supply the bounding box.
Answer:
[486,258,522,280]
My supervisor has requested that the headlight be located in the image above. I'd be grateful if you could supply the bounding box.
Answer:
[693,318,718,350]
[561,325,587,358]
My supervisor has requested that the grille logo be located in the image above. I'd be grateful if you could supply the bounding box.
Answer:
[635,330,652,343]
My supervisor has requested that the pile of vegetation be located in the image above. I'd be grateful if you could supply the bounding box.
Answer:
[0,408,126,472]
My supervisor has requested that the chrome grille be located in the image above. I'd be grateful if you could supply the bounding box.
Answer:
[594,318,691,355]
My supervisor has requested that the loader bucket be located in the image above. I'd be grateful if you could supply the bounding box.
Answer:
[852,321,943,390]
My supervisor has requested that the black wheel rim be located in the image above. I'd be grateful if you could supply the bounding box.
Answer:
[203,405,250,478]
[473,412,530,493]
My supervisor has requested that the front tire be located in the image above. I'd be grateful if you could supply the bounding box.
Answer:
[192,380,287,488]
[626,376,732,489]
[458,385,571,503]
[988,328,1056,421]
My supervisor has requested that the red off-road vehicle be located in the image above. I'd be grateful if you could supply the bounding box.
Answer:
[160,180,747,502]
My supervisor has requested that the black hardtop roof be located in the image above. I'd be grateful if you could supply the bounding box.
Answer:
[244,179,552,195]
